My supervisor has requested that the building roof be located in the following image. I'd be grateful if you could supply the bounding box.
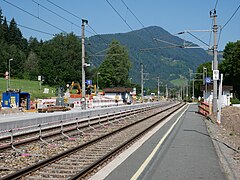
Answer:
[200,85,233,91]
[104,87,133,93]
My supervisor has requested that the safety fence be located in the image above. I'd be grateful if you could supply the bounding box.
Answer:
[73,97,123,109]
[198,101,211,116]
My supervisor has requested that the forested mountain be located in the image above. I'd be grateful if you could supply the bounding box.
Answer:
[0,7,211,90]
[0,9,86,87]
[88,26,211,87]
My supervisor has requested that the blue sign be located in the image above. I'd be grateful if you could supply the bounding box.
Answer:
[205,77,211,84]
[86,80,92,85]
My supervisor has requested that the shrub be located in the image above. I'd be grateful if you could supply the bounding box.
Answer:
[230,98,240,104]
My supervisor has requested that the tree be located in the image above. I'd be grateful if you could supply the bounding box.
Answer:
[8,18,27,52]
[37,33,83,86]
[98,40,132,88]
[0,8,4,39]
[220,41,240,98]
[8,44,26,79]
[24,51,39,80]
[0,8,3,24]
[2,17,8,42]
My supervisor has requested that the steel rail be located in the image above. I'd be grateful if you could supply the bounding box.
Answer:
[0,105,155,150]
[1,102,184,180]
[71,103,185,179]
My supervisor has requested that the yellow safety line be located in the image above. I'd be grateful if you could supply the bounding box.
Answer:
[130,104,189,180]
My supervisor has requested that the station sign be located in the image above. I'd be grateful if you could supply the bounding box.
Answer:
[205,77,211,84]
[86,80,92,85]
[5,71,9,80]
[38,76,41,81]
[213,70,219,80]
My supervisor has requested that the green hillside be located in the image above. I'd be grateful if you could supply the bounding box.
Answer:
[0,8,211,91]
[88,26,211,88]
[0,78,55,99]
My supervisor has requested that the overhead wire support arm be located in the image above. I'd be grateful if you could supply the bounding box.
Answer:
[153,38,181,47]
[139,45,183,52]
[177,30,212,49]
[186,32,210,47]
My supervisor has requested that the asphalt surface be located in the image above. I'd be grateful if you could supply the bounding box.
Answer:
[103,104,226,180]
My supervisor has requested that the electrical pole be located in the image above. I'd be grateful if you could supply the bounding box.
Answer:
[210,9,218,113]
[186,78,188,101]
[81,19,88,110]
[165,84,168,100]
[189,69,192,100]
[203,67,205,100]
[157,77,160,101]
[141,63,144,102]
[205,68,208,102]
[192,79,195,101]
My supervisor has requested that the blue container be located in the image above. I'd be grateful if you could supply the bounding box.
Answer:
[1,91,30,110]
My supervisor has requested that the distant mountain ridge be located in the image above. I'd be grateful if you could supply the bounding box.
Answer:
[88,26,211,87]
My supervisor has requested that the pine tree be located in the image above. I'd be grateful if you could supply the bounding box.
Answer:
[8,18,21,45]
[0,8,3,39]
[2,17,8,42]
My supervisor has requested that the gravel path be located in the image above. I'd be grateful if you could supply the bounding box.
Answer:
[205,106,240,180]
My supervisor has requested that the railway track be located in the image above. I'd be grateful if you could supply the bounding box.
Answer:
[0,102,172,177]
[0,103,168,150]
[1,102,185,179]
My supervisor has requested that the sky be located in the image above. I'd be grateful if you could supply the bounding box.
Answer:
[1,0,239,51]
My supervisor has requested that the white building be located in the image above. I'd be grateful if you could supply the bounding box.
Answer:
[201,85,233,107]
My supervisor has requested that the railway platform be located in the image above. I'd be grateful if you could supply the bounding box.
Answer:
[91,103,226,180]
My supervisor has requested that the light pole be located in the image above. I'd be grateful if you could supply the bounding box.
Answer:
[129,78,132,83]
[97,72,100,95]
[8,58,13,90]
[157,77,160,101]
[81,19,88,110]
[190,72,203,101]
[203,67,207,101]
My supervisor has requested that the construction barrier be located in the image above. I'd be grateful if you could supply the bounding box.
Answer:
[198,101,210,116]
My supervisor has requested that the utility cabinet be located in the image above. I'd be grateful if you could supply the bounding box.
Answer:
[1,91,30,110]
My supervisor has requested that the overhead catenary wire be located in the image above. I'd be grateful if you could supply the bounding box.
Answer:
[120,0,194,50]
[221,3,240,30]
[4,0,107,62]
[3,0,66,33]
[46,0,111,45]
[106,0,177,64]
[217,3,240,47]
[214,0,219,10]
[6,20,55,37]
[105,0,134,31]
[120,0,160,47]
[120,0,144,28]
[45,0,95,35]
[45,0,139,61]
[31,0,87,33]
[46,0,124,59]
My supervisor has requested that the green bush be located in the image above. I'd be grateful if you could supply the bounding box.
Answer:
[231,98,240,104]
